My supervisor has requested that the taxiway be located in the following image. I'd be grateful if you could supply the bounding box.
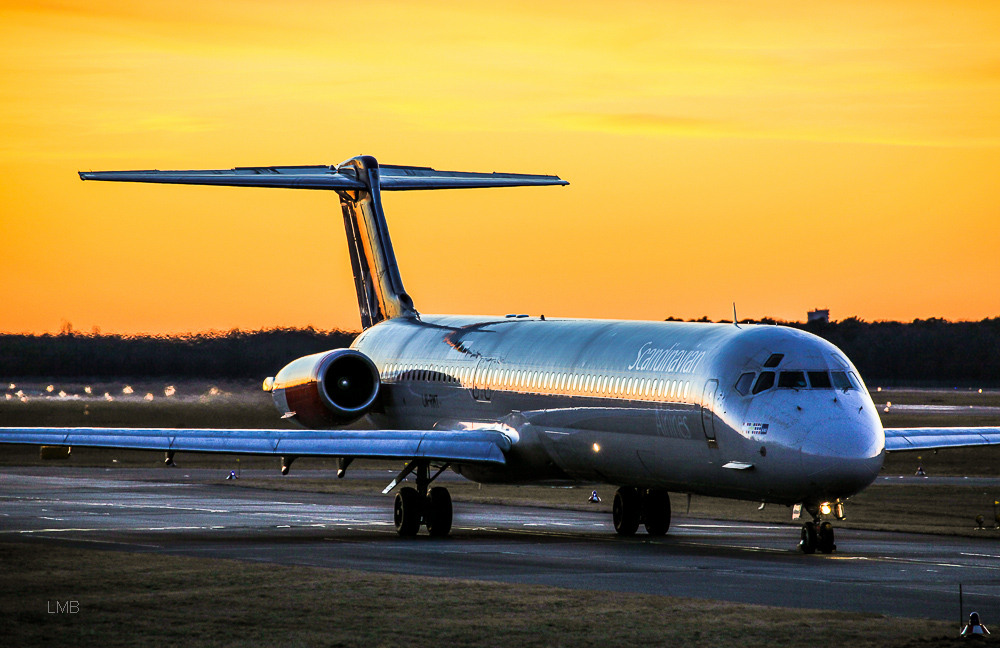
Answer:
[1,467,997,621]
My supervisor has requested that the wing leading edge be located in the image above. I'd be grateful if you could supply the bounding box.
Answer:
[0,428,510,465]
[78,162,568,192]
[884,427,1000,452]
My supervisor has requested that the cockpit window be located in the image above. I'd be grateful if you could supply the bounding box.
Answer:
[831,371,852,390]
[752,371,775,394]
[763,353,784,368]
[735,372,755,396]
[777,371,807,389]
[807,371,832,389]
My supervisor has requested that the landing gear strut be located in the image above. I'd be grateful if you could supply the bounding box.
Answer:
[613,487,671,536]
[391,461,453,537]
[799,508,836,554]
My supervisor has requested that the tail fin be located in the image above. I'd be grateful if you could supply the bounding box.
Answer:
[80,155,568,329]
[339,156,416,328]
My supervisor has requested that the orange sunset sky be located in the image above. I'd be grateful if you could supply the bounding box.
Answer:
[2,0,999,334]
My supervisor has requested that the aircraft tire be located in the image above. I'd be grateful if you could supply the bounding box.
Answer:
[394,486,422,537]
[643,489,671,536]
[425,486,453,537]
[799,521,818,554]
[818,521,836,554]
[613,487,640,536]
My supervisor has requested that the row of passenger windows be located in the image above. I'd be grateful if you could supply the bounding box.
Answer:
[380,362,694,402]
[734,370,861,396]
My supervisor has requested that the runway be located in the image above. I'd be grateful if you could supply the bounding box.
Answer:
[2,466,998,621]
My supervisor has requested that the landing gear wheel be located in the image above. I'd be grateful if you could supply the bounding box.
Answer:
[394,486,422,537]
[424,486,453,537]
[643,490,672,536]
[818,521,836,554]
[613,487,640,536]
[799,521,818,554]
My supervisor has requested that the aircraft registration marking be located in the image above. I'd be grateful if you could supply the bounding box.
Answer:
[742,422,769,435]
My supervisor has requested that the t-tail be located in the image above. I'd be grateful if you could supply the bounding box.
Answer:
[80,155,567,329]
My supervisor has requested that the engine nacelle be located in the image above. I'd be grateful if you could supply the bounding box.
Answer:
[267,349,380,428]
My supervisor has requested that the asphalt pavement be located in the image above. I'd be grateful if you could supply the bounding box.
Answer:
[2,466,998,622]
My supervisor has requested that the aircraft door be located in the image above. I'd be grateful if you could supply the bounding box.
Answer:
[701,379,719,446]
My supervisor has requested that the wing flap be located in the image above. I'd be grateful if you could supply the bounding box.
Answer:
[884,427,1000,452]
[0,428,510,464]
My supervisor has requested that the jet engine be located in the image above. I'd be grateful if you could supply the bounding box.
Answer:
[266,349,380,428]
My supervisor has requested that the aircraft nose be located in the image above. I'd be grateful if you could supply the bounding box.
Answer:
[800,412,884,498]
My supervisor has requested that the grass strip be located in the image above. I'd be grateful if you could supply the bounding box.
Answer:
[0,541,960,648]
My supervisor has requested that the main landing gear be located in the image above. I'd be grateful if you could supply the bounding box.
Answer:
[612,487,671,536]
[389,461,453,537]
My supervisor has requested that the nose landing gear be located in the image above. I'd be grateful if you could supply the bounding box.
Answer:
[612,487,672,536]
[798,504,838,554]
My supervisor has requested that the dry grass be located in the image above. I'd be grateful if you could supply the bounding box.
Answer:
[0,541,960,648]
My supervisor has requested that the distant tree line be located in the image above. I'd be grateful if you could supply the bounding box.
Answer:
[678,316,1000,386]
[1,318,999,384]
[791,317,1000,386]
[0,328,356,379]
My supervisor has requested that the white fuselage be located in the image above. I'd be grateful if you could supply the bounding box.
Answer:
[352,315,885,506]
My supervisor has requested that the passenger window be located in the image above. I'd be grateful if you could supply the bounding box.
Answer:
[831,371,852,390]
[763,353,784,368]
[752,372,775,394]
[735,372,755,396]
[808,371,832,389]
[778,371,807,389]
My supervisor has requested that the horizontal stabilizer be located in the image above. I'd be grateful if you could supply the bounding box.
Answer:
[0,427,510,464]
[79,162,568,192]
[884,427,1000,452]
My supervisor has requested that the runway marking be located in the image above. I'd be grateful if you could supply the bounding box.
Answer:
[4,497,232,514]
[961,552,1000,559]
[30,535,162,549]
[876,556,994,570]
[8,525,218,534]
[677,524,786,530]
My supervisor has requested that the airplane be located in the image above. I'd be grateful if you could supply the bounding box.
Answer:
[3,154,999,553]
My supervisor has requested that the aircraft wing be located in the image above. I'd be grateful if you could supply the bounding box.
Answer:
[0,427,509,464]
[884,427,1000,452]
[78,164,567,192]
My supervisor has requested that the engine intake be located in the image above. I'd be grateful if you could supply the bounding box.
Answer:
[268,349,380,428]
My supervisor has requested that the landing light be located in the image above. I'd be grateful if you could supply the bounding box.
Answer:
[593,443,601,453]
[819,502,833,516]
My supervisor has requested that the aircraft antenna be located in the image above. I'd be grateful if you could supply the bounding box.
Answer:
[732,302,741,329]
